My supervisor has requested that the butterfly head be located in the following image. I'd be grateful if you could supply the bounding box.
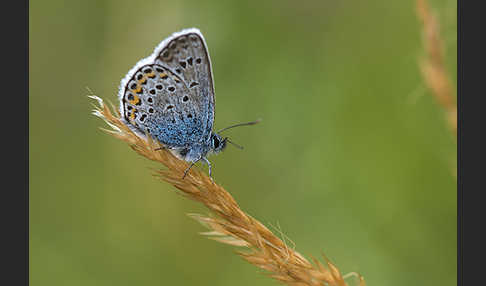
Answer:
[210,133,227,154]
[209,120,261,154]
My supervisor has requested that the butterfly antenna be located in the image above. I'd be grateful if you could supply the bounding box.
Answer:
[217,119,261,134]
[226,139,244,150]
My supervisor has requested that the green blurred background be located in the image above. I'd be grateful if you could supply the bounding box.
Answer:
[30,0,456,285]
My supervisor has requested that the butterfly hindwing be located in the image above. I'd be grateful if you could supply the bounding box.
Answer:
[121,63,206,147]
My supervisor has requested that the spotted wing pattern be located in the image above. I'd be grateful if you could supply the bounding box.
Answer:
[120,64,206,147]
[119,30,215,147]
[154,31,215,144]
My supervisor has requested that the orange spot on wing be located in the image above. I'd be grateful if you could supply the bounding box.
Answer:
[147,72,156,78]
[138,76,147,85]
[128,95,140,105]
[132,85,142,94]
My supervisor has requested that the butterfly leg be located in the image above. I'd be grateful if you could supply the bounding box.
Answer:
[182,157,201,179]
[201,157,213,182]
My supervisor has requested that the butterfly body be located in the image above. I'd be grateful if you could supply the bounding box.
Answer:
[118,28,227,176]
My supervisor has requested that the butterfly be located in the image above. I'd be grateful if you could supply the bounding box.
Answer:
[117,28,258,179]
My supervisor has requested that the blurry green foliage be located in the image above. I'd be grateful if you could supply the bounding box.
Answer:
[30,0,456,285]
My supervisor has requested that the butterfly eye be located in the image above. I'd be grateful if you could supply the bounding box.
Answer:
[213,136,220,149]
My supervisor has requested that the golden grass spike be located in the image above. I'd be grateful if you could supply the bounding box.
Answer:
[89,96,362,286]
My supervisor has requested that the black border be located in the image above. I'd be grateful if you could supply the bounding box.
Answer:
[3,0,28,284]
[459,0,486,285]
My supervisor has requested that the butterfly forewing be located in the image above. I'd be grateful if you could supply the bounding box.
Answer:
[155,32,215,143]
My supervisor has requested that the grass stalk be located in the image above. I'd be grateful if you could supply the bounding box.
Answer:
[89,95,365,286]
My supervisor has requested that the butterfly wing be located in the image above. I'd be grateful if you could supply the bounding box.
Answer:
[154,29,215,144]
[120,63,209,147]
[118,28,215,148]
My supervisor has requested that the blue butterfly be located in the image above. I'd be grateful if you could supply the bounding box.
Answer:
[118,28,258,179]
